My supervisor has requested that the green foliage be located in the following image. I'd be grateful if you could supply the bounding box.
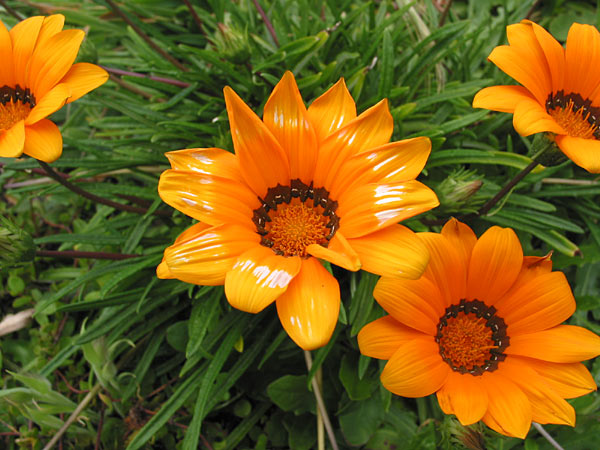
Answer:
[1,0,600,449]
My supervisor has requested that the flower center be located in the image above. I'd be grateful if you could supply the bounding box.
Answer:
[436,299,508,375]
[252,179,339,257]
[546,91,600,140]
[0,85,36,131]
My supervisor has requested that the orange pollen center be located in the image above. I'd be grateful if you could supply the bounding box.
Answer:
[252,179,340,257]
[436,300,508,376]
[0,85,36,131]
[546,91,600,140]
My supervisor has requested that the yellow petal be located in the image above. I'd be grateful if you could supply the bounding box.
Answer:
[565,23,600,101]
[160,223,259,286]
[347,224,429,279]
[440,218,477,269]
[437,372,488,425]
[263,71,318,184]
[306,231,360,272]
[529,21,565,93]
[225,246,301,313]
[9,16,44,87]
[36,14,65,48]
[358,315,426,360]
[165,147,243,181]
[223,86,290,198]
[22,119,63,162]
[381,335,449,397]
[276,257,340,350]
[25,83,71,125]
[59,62,108,103]
[555,135,600,174]
[337,180,439,239]
[0,120,25,157]
[307,77,356,143]
[512,96,565,136]
[0,19,14,86]
[472,85,535,113]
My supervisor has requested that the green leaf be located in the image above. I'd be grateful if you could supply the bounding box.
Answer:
[267,375,315,415]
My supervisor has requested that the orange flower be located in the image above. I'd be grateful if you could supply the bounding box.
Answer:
[358,218,600,438]
[0,15,108,162]
[473,21,600,172]
[157,71,439,350]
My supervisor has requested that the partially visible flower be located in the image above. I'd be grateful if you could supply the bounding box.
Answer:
[358,218,600,438]
[473,21,600,173]
[0,15,108,162]
[0,216,34,269]
[157,71,439,350]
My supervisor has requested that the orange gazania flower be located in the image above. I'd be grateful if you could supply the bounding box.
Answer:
[473,21,600,172]
[358,218,600,438]
[0,15,108,162]
[157,71,439,350]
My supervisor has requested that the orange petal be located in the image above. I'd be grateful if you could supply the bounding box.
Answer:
[346,224,429,279]
[555,135,600,174]
[330,137,431,200]
[307,78,356,143]
[481,371,532,438]
[36,14,65,48]
[157,222,212,278]
[529,21,565,93]
[9,16,44,87]
[418,232,467,308]
[506,325,600,363]
[440,218,477,269]
[22,119,62,162]
[263,71,318,184]
[0,120,25,157]
[158,169,259,228]
[165,148,243,181]
[381,335,449,397]
[513,355,597,399]
[28,29,84,100]
[512,96,565,136]
[306,231,361,271]
[156,260,173,279]
[358,315,427,360]
[276,257,340,350]
[0,19,14,86]
[466,226,523,305]
[25,83,71,125]
[223,86,290,198]
[225,246,301,313]
[337,181,439,239]
[313,99,393,190]
[437,372,488,425]
[472,85,535,113]
[373,276,444,335]
[503,253,553,295]
[565,23,600,101]
[501,357,575,426]
[59,62,108,103]
[496,272,575,335]
[160,223,259,285]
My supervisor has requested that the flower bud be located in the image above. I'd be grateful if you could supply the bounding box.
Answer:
[0,216,35,270]
[435,169,483,213]
[530,132,568,166]
[213,22,251,64]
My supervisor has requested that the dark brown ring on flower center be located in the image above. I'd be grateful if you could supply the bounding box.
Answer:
[435,299,509,376]
[545,90,600,139]
[0,85,36,108]
[252,179,340,257]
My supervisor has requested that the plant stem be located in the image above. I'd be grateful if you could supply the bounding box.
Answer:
[36,250,138,260]
[251,0,279,46]
[0,0,23,20]
[438,0,454,26]
[304,350,339,450]
[37,161,170,217]
[533,423,564,450]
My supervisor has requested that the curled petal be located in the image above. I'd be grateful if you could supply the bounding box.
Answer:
[306,232,361,272]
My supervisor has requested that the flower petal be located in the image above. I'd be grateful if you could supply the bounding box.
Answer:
[263,71,318,184]
[225,246,301,313]
[9,16,44,87]
[555,135,600,174]
[158,222,213,278]
[440,218,477,269]
[381,335,449,397]
[307,78,356,143]
[473,85,536,113]
[529,21,565,94]
[158,169,259,227]
[0,19,14,86]
[337,181,439,239]
[223,86,290,198]
[467,226,523,305]
[306,231,361,272]
[313,99,393,190]
[160,223,259,285]
[437,372,488,425]
[513,96,565,136]
[358,315,427,360]
[373,276,444,335]
[22,119,62,162]
[506,325,600,362]
[25,83,71,125]
[276,257,340,350]
[330,137,431,200]
[496,272,575,335]
[0,120,25,157]
[565,23,600,101]
[36,14,65,48]
[346,224,429,279]
[59,62,108,103]
[165,148,243,181]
